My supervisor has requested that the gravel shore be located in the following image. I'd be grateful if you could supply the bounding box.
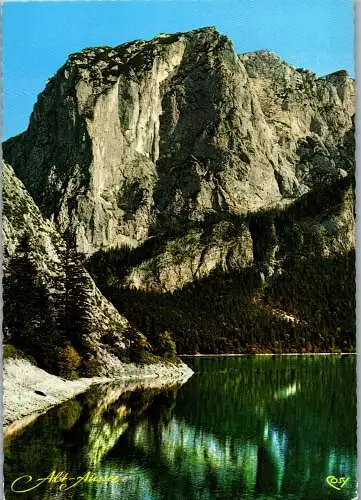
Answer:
[3,358,193,433]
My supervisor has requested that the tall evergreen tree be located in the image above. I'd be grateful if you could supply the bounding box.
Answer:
[62,230,93,354]
[3,235,60,371]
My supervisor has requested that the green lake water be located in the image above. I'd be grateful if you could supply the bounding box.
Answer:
[4,355,357,499]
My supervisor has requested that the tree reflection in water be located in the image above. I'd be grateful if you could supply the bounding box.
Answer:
[4,356,357,500]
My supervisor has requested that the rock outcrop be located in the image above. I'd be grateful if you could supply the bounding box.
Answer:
[122,221,253,292]
[3,27,355,256]
[88,172,354,293]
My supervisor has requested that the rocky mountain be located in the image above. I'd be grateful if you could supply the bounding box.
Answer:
[3,27,354,256]
[2,163,183,376]
[3,27,355,354]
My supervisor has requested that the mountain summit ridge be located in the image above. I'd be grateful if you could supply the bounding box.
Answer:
[4,28,354,256]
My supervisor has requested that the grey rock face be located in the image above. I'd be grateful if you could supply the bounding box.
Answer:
[3,27,355,256]
[121,175,354,293]
[2,162,145,373]
[124,221,254,292]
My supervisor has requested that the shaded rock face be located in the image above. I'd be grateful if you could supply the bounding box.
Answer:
[4,27,355,257]
[2,162,147,374]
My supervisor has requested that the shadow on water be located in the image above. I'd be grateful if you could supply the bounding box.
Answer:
[4,356,357,500]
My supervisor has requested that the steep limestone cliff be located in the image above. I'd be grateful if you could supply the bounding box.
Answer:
[4,27,354,256]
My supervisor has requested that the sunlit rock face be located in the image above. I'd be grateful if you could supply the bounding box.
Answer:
[3,27,355,257]
[123,222,254,292]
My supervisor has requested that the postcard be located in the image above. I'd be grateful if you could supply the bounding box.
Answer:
[2,1,358,499]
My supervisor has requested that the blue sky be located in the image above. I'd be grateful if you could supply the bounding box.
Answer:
[3,0,354,139]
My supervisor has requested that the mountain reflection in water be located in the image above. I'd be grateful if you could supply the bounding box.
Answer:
[4,356,357,500]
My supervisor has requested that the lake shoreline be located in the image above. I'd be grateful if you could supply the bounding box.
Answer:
[3,357,193,435]
[5,354,356,499]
